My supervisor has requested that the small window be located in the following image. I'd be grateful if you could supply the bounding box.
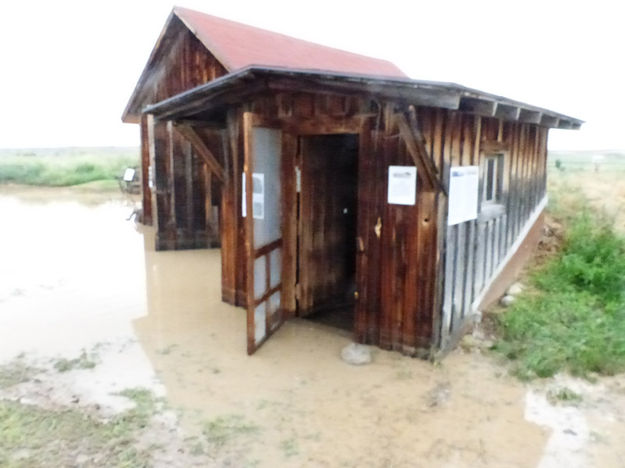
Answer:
[483,154,504,204]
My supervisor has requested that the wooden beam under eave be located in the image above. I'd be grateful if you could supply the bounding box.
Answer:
[173,124,225,182]
[557,119,574,129]
[495,104,521,121]
[459,97,496,116]
[518,109,542,124]
[173,119,226,129]
[394,113,445,194]
[540,114,559,128]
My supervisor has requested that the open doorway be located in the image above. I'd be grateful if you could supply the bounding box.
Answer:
[296,134,359,331]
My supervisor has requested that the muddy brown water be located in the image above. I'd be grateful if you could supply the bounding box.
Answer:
[1,185,623,467]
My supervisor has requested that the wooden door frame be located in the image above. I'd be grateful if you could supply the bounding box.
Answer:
[292,132,360,335]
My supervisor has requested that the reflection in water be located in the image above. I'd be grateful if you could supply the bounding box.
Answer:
[1,188,553,467]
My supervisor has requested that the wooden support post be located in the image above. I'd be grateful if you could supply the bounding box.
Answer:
[220,109,242,305]
[151,119,176,250]
[140,114,153,225]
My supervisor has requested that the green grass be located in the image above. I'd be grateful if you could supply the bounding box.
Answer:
[548,150,625,173]
[0,360,39,390]
[54,350,98,373]
[547,387,582,404]
[493,197,625,380]
[0,147,138,187]
[0,387,158,467]
[280,437,299,458]
[202,414,259,451]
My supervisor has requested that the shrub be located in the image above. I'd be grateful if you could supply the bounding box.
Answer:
[494,205,625,379]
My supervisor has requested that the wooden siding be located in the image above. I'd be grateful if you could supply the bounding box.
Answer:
[428,112,549,348]
[128,16,228,122]
[140,115,152,225]
[144,85,549,355]
[241,93,442,354]
[148,117,224,251]
[138,18,228,226]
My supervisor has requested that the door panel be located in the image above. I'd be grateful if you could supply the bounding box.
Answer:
[244,113,287,354]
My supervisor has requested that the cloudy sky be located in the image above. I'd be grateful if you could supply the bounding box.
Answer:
[0,0,622,150]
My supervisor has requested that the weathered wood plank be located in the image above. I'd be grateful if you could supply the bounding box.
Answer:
[415,190,438,348]
[243,111,256,354]
[219,109,240,304]
[355,119,373,343]
[451,223,465,332]
[442,225,456,339]
[140,115,153,225]
[280,131,297,317]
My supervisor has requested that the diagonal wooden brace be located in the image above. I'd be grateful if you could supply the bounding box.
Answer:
[173,123,225,183]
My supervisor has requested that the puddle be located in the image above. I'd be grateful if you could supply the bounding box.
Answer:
[1,187,624,467]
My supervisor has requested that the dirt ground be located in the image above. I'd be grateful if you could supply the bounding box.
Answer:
[1,182,625,467]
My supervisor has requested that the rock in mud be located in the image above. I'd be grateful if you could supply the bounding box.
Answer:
[500,295,516,307]
[507,282,524,296]
[341,343,372,365]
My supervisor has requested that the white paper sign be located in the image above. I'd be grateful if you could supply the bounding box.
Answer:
[448,165,479,225]
[242,172,265,219]
[123,167,135,182]
[387,166,417,205]
[252,173,264,220]
[242,173,246,217]
[148,166,154,189]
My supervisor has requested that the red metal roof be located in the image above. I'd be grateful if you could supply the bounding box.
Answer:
[174,7,407,79]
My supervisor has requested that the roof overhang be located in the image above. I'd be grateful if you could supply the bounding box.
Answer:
[143,66,583,129]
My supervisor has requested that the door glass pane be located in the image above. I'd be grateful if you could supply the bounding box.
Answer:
[254,302,267,344]
[252,128,282,248]
[268,291,281,331]
[269,248,281,289]
[253,255,267,300]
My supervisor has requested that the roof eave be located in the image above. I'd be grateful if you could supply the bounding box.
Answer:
[143,66,583,129]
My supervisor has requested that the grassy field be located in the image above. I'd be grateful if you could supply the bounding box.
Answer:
[494,150,625,379]
[548,149,625,173]
[0,147,139,187]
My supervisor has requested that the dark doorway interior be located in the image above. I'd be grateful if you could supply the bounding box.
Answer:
[297,133,359,331]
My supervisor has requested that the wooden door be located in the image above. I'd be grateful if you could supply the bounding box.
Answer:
[298,134,359,317]
[243,113,290,354]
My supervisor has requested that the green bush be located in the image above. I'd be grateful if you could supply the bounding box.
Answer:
[0,148,138,187]
[494,206,625,379]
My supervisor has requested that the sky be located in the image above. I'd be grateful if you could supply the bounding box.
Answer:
[0,0,623,150]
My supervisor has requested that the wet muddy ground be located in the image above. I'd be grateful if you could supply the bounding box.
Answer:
[1,184,624,467]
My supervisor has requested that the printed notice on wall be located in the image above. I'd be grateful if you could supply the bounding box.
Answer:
[242,173,246,217]
[252,173,265,220]
[387,166,417,205]
[148,166,154,189]
[123,167,135,182]
[448,165,479,225]
[242,172,266,219]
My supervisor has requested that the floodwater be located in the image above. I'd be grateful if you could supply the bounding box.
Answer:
[1,185,624,467]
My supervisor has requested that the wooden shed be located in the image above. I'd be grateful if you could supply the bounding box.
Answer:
[122,7,582,355]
